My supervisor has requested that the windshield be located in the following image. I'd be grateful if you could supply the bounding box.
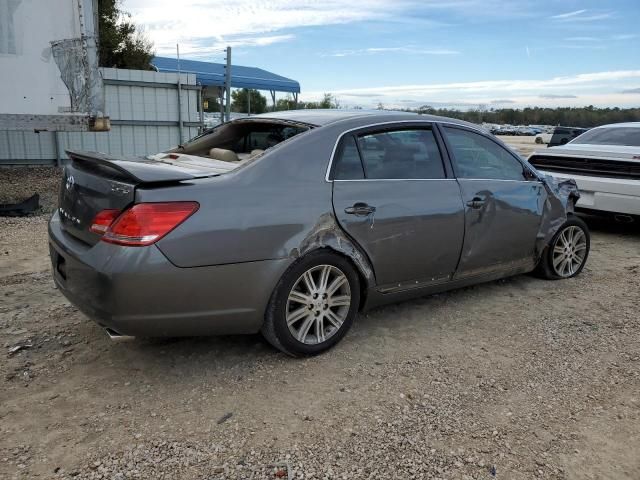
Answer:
[570,127,640,147]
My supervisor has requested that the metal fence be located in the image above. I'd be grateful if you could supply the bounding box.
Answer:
[0,68,202,165]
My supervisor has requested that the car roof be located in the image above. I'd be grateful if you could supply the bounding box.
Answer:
[591,122,640,129]
[252,109,477,129]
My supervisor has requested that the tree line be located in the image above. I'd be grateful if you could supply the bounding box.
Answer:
[403,105,640,128]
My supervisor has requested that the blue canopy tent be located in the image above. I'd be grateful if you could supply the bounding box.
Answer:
[152,56,300,120]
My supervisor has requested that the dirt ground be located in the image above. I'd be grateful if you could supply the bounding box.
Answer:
[1,167,639,480]
[497,135,546,157]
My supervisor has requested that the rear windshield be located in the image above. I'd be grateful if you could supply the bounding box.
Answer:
[170,120,311,159]
[570,127,640,147]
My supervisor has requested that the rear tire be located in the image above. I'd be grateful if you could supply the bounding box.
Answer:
[261,251,360,356]
[535,216,590,280]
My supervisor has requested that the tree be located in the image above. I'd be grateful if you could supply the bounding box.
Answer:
[275,96,298,111]
[98,0,154,69]
[231,89,268,114]
[302,93,340,110]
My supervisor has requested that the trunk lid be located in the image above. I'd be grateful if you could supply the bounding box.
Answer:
[59,151,232,245]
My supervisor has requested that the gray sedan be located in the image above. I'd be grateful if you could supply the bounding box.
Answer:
[49,110,589,356]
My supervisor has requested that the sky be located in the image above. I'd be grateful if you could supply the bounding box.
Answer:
[123,0,640,109]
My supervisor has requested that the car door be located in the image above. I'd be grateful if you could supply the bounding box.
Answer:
[440,124,547,279]
[330,124,465,291]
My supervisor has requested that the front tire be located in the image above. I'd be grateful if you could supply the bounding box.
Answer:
[535,216,590,280]
[261,251,360,356]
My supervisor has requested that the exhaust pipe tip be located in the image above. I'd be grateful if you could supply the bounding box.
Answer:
[105,328,136,343]
[614,214,634,224]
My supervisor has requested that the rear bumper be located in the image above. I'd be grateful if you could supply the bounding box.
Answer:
[48,212,291,337]
[537,170,640,215]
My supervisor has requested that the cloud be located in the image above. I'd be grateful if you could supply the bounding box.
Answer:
[550,9,614,22]
[325,46,460,57]
[126,0,544,54]
[300,70,640,109]
[564,37,598,42]
[539,94,578,99]
[211,35,295,50]
[551,9,586,19]
[490,99,516,104]
[125,0,418,53]
[612,34,638,41]
[621,88,640,94]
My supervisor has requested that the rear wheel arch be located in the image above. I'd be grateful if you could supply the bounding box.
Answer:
[261,248,362,356]
[310,246,370,310]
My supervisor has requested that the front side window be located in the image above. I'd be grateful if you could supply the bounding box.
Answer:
[443,127,526,181]
[356,128,445,179]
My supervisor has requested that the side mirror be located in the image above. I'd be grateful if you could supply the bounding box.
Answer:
[523,167,539,181]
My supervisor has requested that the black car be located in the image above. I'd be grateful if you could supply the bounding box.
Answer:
[548,127,588,147]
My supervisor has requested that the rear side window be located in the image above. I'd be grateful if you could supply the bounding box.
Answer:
[570,127,640,147]
[333,136,365,180]
[356,128,445,179]
[443,126,525,181]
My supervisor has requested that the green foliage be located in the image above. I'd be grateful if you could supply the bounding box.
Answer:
[276,97,298,111]
[231,89,268,114]
[409,105,640,128]
[274,93,339,111]
[98,0,154,69]
[304,93,340,109]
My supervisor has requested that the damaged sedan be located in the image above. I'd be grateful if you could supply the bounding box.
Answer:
[49,110,590,356]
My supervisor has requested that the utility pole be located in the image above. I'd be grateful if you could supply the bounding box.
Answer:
[224,46,231,122]
[176,44,184,143]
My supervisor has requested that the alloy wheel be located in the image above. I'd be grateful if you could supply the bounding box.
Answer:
[286,264,352,345]
[552,225,587,278]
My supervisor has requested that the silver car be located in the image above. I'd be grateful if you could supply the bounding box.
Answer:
[49,110,590,356]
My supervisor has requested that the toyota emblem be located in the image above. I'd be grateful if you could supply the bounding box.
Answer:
[65,175,75,191]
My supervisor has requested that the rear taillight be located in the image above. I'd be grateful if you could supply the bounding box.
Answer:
[101,202,199,247]
[90,209,121,235]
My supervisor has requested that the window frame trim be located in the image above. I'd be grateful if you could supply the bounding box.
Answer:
[327,121,453,182]
[437,123,540,182]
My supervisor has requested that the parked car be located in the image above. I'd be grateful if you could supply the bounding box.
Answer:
[529,122,640,220]
[547,126,588,147]
[49,110,589,356]
[515,127,537,136]
[535,132,553,144]
[493,125,517,135]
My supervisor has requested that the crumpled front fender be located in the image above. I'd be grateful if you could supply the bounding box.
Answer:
[536,174,581,256]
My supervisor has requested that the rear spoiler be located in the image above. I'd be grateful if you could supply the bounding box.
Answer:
[66,150,228,184]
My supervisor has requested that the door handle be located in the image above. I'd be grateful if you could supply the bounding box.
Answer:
[345,202,376,216]
[466,197,485,209]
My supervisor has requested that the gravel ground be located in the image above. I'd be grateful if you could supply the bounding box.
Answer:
[1,165,639,480]
[0,166,62,214]
[497,135,546,157]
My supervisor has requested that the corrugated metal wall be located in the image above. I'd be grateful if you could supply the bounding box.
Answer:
[0,68,201,165]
